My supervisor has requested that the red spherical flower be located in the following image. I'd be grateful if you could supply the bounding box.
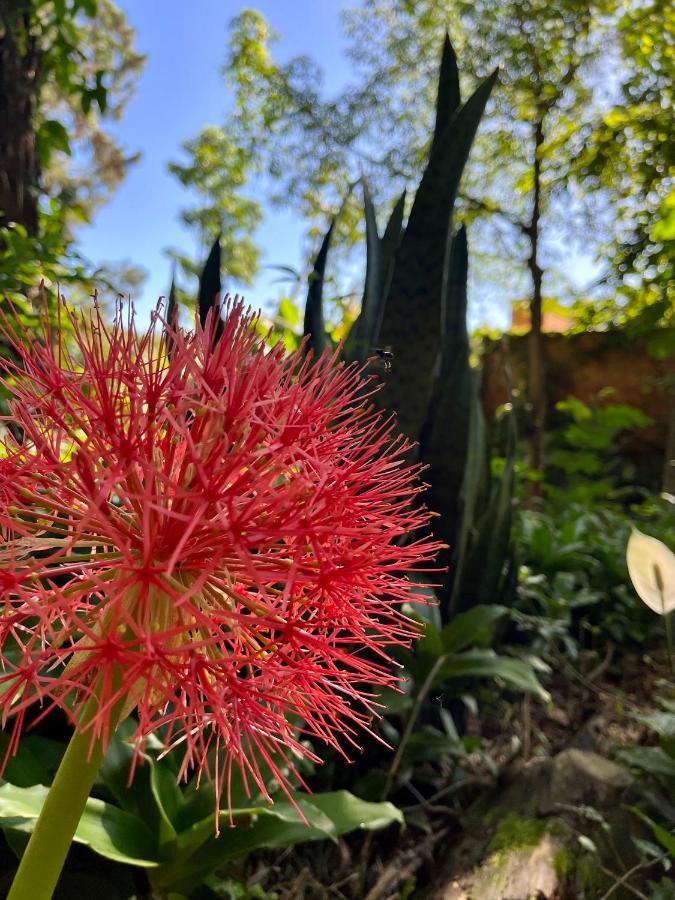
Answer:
[0,297,440,811]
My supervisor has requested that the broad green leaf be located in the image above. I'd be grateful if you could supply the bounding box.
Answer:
[306,790,403,834]
[437,650,549,699]
[619,746,675,779]
[151,763,182,847]
[99,734,165,835]
[0,783,159,866]
[441,605,508,653]
[158,792,401,894]
[158,798,337,892]
[0,734,60,788]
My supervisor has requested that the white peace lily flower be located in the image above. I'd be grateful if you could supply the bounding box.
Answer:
[626,529,675,615]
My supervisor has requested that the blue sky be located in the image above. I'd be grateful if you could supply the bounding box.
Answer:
[78,1,352,324]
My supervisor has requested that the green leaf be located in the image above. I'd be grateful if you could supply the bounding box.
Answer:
[464,412,516,605]
[632,807,675,858]
[446,373,490,616]
[151,762,182,846]
[344,180,382,363]
[159,792,401,894]
[0,783,159,866]
[99,733,164,831]
[441,605,508,653]
[377,57,497,442]
[303,220,334,357]
[436,650,549,699]
[158,799,336,892]
[37,119,71,162]
[0,734,59,788]
[421,228,475,594]
[618,747,675,779]
[197,237,222,336]
[307,790,403,833]
[430,33,462,156]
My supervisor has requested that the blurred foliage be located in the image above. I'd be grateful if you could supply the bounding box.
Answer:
[36,0,146,226]
[575,0,674,308]
[621,693,675,884]
[167,127,262,286]
[0,0,145,302]
[545,395,654,506]
[514,496,675,654]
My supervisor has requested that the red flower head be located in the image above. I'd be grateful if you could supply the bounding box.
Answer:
[0,297,440,811]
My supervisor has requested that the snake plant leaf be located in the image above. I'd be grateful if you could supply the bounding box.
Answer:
[376,188,407,336]
[165,271,179,358]
[344,182,381,362]
[303,219,334,357]
[361,179,382,337]
[453,410,517,614]
[167,272,178,328]
[197,236,222,342]
[446,373,491,616]
[420,227,476,604]
[431,32,462,157]
[345,187,406,363]
[376,56,497,443]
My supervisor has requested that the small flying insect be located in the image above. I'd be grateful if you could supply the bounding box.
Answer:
[374,346,394,373]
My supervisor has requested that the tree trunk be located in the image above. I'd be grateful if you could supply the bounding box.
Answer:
[526,117,546,482]
[0,1,41,236]
[663,381,675,495]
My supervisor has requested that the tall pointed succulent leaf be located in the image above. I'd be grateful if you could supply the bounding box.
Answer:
[454,413,516,613]
[446,378,491,617]
[431,33,461,157]
[361,179,382,326]
[345,187,406,363]
[376,42,497,442]
[376,188,406,336]
[197,237,222,341]
[344,182,381,362]
[303,219,334,357]
[167,272,178,328]
[421,227,474,584]
[165,271,179,358]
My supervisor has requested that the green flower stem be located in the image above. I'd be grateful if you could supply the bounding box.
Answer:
[665,610,674,677]
[7,687,123,900]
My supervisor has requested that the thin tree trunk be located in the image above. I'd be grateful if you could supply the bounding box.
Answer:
[526,117,546,482]
[0,1,41,236]
[663,381,675,495]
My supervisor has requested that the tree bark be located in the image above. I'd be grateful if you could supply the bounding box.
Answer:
[0,1,41,236]
[663,381,675,495]
[526,117,546,481]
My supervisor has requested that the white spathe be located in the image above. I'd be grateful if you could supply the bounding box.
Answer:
[626,529,675,615]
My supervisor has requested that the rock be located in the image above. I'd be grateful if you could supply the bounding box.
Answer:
[491,749,632,820]
[437,832,565,900]
[542,748,632,815]
[428,750,634,900]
